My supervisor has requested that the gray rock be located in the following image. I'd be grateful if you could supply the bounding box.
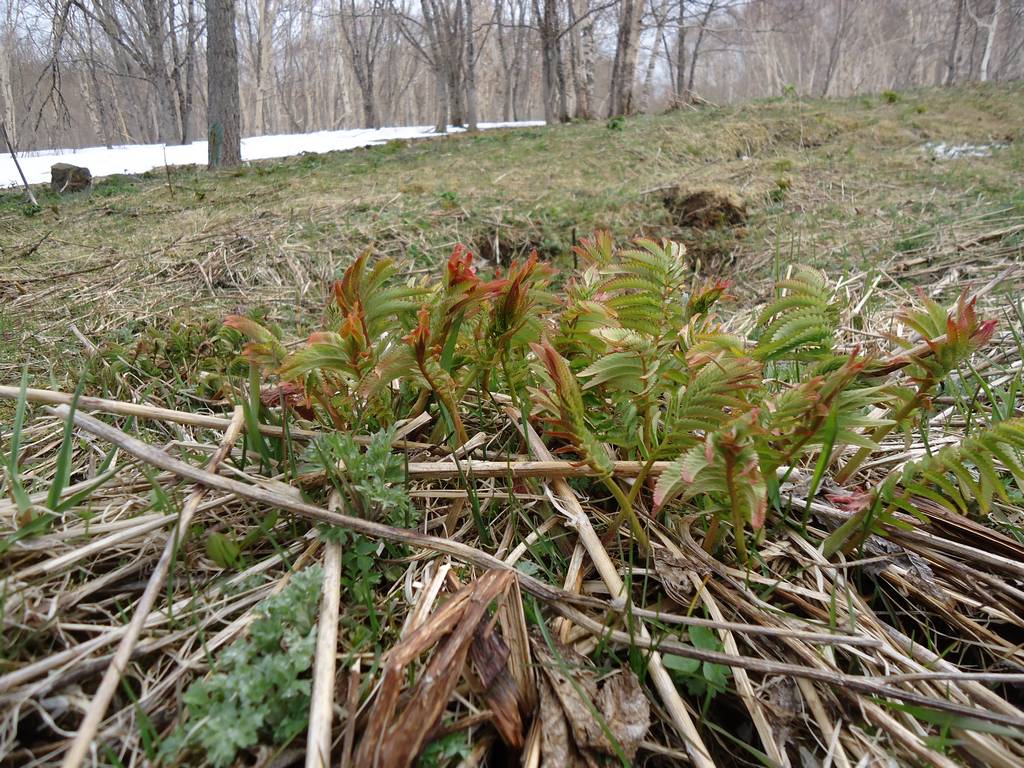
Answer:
[51,163,92,194]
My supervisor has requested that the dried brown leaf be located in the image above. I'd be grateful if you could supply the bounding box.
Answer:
[596,671,651,761]
[355,569,516,768]
[538,674,591,768]
[652,546,708,605]
[532,633,651,765]
[469,619,526,747]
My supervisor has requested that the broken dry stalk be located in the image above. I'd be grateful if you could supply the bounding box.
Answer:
[517,415,716,768]
[60,406,245,768]
[306,497,344,768]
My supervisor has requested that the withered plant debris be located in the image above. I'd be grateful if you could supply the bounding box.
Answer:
[2,223,1024,768]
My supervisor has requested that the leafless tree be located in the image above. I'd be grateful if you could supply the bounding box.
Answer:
[207,0,241,165]
[608,0,644,115]
[4,0,1021,152]
[946,0,966,85]
[337,0,388,128]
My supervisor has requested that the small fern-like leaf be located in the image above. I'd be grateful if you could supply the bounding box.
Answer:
[755,267,840,362]
[529,338,615,477]
[597,238,689,334]
[654,414,767,533]
[656,355,761,457]
[896,418,1024,515]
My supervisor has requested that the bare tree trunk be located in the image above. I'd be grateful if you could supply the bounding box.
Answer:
[686,0,715,95]
[421,0,449,131]
[207,0,241,167]
[495,0,514,121]
[608,0,644,116]
[1,7,20,149]
[576,0,596,118]
[142,0,180,143]
[566,0,587,119]
[534,0,570,121]
[168,0,198,143]
[495,0,527,122]
[537,0,560,124]
[255,0,276,134]
[182,0,198,142]
[512,0,529,120]
[340,0,385,130]
[440,0,466,126]
[465,0,479,130]
[81,37,111,146]
[818,0,857,97]
[674,0,687,101]
[555,26,570,120]
[970,0,1002,82]
[641,0,671,111]
[945,0,965,85]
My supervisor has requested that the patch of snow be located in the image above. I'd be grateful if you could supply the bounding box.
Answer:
[922,141,1006,159]
[1,121,545,189]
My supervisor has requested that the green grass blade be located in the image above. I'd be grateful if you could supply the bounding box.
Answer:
[46,371,88,510]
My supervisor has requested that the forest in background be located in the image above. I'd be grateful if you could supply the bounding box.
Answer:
[2,0,1023,152]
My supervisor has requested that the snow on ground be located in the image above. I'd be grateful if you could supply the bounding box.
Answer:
[922,141,1006,159]
[1,121,545,189]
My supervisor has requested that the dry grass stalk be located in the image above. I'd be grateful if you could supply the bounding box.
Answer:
[516,411,716,768]
[354,569,518,768]
[59,406,245,768]
[305,489,345,768]
[45,404,580,605]
[0,385,434,449]
[34,402,1024,731]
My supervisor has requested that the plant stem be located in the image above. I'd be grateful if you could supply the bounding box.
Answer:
[724,460,749,564]
[702,516,721,554]
[602,476,650,553]
[827,387,935,555]
[626,455,660,507]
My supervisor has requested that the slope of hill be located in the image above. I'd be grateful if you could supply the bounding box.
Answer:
[2,82,1023,383]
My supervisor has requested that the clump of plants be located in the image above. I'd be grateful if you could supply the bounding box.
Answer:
[162,427,416,767]
[227,233,1019,565]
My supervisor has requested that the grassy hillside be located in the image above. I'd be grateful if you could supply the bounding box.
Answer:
[2,82,1023,385]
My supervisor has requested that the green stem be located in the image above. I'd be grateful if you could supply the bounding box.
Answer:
[602,476,650,554]
[724,460,749,564]
[626,455,659,508]
[826,387,935,555]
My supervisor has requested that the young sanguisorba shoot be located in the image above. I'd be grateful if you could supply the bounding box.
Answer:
[224,233,1008,567]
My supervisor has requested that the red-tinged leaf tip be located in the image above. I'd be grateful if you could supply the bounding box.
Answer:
[404,306,431,343]
[224,315,277,346]
[446,244,478,288]
[307,331,333,344]
[750,496,767,531]
[224,314,260,336]
[974,318,997,346]
[825,490,872,513]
